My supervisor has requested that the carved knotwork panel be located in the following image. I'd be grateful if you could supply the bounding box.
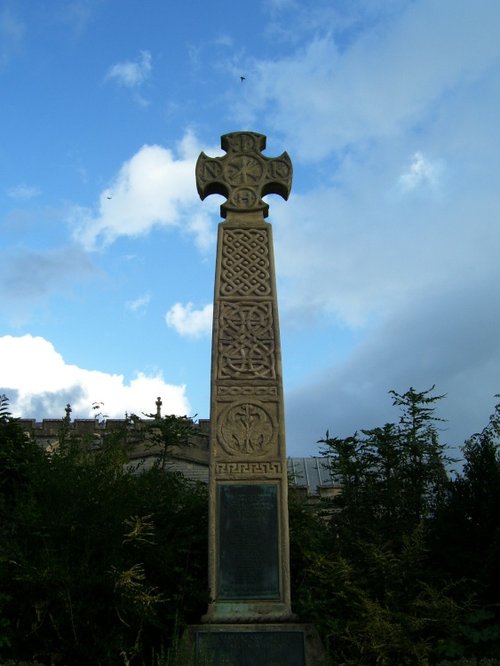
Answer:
[220,228,271,297]
[218,301,275,380]
[217,401,278,457]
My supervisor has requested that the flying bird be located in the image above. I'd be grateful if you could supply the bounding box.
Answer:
[240,76,246,82]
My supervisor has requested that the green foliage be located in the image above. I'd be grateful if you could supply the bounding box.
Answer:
[431,398,500,660]
[289,388,500,664]
[134,411,200,472]
[0,661,45,665]
[0,394,44,504]
[321,387,450,551]
[436,657,500,666]
[0,398,207,665]
[2,390,500,664]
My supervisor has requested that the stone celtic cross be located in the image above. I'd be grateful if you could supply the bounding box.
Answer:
[189,132,323,664]
[195,130,295,628]
[196,131,292,219]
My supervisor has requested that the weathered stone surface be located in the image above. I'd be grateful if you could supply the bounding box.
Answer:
[196,131,294,624]
[196,131,292,219]
[187,624,324,666]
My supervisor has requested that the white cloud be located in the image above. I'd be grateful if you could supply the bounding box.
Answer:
[7,184,41,199]
[165,302,213,338]
[125,293,151,315]
[285,278,500,456]
[106,50,152,88]
[69,130,220,251]
[213,34,234,48]
[233,0,500,457]
[0,7,24,67]
[397,152,442,191]
[234,1,500,161]
[249,4,500,329]
[272,157,499,328]
[267,0,297,9]
[185,211,217,253]
[56,0,95,36]
[0,335,191,419]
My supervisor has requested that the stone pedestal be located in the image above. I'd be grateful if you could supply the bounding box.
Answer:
[188,623,324,666]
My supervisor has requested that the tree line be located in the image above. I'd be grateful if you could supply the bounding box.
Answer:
[1,388,499,665]
[290,387,500,665]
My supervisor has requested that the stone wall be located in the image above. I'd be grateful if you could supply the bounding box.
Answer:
[17,417,338,496]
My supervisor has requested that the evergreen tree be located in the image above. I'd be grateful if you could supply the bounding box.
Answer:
[431,399,500,660]
[297,387,459,664]
[322,386,450,554]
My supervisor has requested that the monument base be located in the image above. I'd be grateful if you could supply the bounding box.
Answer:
[202,600,296,624]
[186,623,325,666]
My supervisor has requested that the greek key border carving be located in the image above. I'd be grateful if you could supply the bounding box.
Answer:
[215,461,282,477]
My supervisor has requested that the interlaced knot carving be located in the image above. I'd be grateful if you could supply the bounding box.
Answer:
[218,302,275,380]
[220,228,271,297]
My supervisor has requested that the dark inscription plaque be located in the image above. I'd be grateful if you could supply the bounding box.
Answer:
[218,484,279,599]
[196,630,305,666]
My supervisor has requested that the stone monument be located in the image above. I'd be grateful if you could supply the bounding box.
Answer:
[188,132,323,665]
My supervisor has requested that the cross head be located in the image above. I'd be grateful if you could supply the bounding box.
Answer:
[196,132,292,219]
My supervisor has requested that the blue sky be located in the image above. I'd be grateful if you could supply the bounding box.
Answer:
[1,0,499,457]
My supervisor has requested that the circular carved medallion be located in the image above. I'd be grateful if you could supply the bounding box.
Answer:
[229,187,258,208]
[266,159,291,180]
[218,401,275,456]
[226,156,263,187]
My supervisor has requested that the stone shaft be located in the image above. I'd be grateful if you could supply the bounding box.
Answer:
[197,132,293,623]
